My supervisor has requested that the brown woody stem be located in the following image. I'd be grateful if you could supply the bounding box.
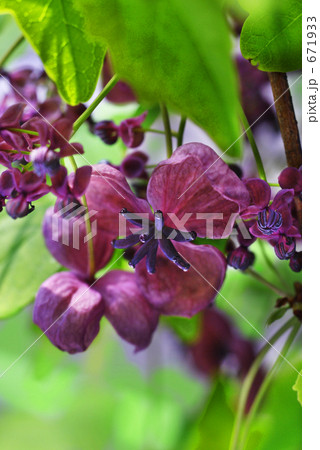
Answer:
[268,72,302,169]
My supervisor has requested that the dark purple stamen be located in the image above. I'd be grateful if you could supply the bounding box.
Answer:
[113,209,196,273]
[257,208,283,235]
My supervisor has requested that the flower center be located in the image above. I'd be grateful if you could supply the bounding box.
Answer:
[112,208,197,274]
[257,208,282,235]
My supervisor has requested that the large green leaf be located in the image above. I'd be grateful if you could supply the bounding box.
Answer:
[76,0,242,156]
[0,196,60,318]
[0,1,106,104]
[240,0,302,72]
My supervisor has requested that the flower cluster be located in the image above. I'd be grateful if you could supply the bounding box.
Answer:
[94,112,147,148]
[33,142,254,353]
[0,102,86,219]
[227,167,302,272]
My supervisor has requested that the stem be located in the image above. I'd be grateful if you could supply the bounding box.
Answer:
[7,127,39,136]
[229,316,298,450]
[177,116,187,147]
[0,35,25,67]
[72,74,120,136]
[267,182,280,187]
[69,156,95,278]
[160,103,173,157]
[268,72,302,169]
[239,107,267,181]
[141,127,179,137]
[246,268,289,297]
[239,321,300,450]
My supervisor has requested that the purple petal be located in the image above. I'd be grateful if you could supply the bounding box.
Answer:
[0,103,25,127]
[173,143,250,209]
[242,178,271,217]
[84,164,151,237]
[271,189,294,211]
[51,166,68,198]
[93,270,159,351]
[33,272,104,353]
[72,166,92,198]
[43,206,114,278]
[119,112,147,148]
[135,242,226,317]
[278,167,302,194]
[0,170,16,196]
[147,152,240,238]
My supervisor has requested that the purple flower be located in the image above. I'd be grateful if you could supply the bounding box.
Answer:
[113,142,250,272]
[33,272,104,354]
[0,168,49,219]
[93,270,159,351]
[227,246,255,271]
[119,112,147,148]
[120,151,148,179]
[94,120,119,145]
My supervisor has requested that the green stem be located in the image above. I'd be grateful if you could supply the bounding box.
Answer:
[69,156,95,278]
[72,74,120,136]
[239,321,300,450]
[239,107,267,181]
[268,182,280,187]
[0,35,25,67]
[229,316,298,450]
[7,127,39,136]
[160,103,173,157]
[246,268,289,297]
[177,116,187,147]
[142,127,178,137]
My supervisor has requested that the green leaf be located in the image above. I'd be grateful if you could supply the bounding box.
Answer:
[0,196,60,318]
[240,0,302,72]
[76,0,242,156]
[292,371,302,405]
[266,307,289,326]
[0,1,106,104]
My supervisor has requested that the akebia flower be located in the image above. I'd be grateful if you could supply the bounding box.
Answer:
[118,112,147,148]
[33,272,104,354]
[94,120,119,145]
[0,168,49,218]
[113,142,250,269]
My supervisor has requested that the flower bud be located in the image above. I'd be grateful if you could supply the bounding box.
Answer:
[289,251,302,272]
[94,120,119,145]
[33,272,104,353]
[227,246,255,271]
